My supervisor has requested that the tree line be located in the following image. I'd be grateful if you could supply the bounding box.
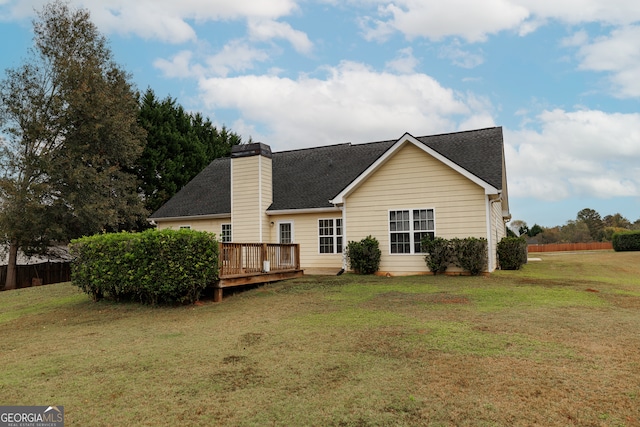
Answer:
[0,2,242,290]
[510,208,640,244]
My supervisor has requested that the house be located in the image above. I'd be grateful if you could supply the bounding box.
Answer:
[149,127,511,275]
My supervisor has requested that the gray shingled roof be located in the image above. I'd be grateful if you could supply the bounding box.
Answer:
[150,127,504,219]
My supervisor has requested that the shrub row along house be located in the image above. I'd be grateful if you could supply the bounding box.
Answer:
[150,127,511,275]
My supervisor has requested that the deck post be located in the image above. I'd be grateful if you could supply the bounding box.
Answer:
[213,287,223,303]
[218,242,224,276]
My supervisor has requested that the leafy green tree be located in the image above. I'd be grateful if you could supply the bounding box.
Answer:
[576,208,604,241]
[0,1,146,289]
[603,213,631,229]
[560,220,592,243]
[137,89,242,213]
[528,224,544,237]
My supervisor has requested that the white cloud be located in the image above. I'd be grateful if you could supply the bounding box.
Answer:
[518,0,640,26]
[197,61,491,150]
[506,109,640,201]
[1,0,300,43]
[248,19,313,54]
[205,40,271,77]
[359,0,640,43]
[439,40,484,69]
[384,47,419,74]
[575,25,640,98]
[362,0,530,43]
[154,40,273,79]
[560,30,589,47]
[154,50,199,78]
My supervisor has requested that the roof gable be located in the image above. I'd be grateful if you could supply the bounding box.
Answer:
[330,130,502,204]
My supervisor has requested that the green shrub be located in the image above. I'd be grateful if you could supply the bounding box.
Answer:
[451,237,488,276]
[612,230,640,251]
[346,235,381,274]
[421,236,453,274]
[420,236,488,275]
[70,229,219,304]
[497,236,528,270]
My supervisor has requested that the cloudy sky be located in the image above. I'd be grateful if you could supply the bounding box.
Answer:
[1,0,639,227]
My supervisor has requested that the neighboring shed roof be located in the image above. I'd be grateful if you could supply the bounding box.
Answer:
[150,127,505,219]
[0,245,71,266]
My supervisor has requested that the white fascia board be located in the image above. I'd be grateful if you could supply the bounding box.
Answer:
[266,207,342,216]
[149,213,231,222]
[330,133,499,205]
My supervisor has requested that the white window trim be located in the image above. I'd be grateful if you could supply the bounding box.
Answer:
[318,218,343,254]
[388,208,436,255]
[277,220,294,244]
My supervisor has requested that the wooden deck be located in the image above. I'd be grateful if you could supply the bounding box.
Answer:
[213,243,303,302]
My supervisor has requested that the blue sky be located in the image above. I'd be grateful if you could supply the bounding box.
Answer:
[1,0,639,227]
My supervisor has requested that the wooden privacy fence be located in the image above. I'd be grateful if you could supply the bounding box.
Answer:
[219,242,300,277]
[0,262,72,289]
[528,242,613,253]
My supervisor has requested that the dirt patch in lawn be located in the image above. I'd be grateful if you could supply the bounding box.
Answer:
[601,293,640,309]
[423,293,471,304]
[366,291,470,307]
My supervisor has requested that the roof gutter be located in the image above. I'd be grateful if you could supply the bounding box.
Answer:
[266,206,342,216]
[148,213,231,223]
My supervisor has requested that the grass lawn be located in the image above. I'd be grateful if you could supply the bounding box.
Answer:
[1,251,639,426]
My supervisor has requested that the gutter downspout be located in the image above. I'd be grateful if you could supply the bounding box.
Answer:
[340,202,347,271]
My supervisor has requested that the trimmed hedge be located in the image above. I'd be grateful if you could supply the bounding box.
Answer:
[497,236,528,270]
[346,235,381,274]
[612,230,640,252]
[421,236,488,276]
[70,229,219,304]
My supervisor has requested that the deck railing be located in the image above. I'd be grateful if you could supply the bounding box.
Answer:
[219,243,300,278]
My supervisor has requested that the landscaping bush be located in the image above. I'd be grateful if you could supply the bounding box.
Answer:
[497,236,528,270]
[451,237,488,276]
[612,230,640,252]
[70,229,219,304]
[346,235,381,274]
[421,236,488,275]
[421,236,453,274]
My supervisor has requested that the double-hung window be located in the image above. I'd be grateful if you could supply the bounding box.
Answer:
[221,224,232,242]
[389,209,435,254]
[318,219,343,254]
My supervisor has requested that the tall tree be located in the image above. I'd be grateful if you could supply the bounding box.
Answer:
[136,89,242,213]
[603,213,631,229]
[0,1,146,289]
[576,208,604,242]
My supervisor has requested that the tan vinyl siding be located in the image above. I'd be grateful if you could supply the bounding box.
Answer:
[155,217,231,240]
[344,142,487,274]
[490,197,506,270]
[268,212,343,271]
[232,155,272,242]
[260,156,273,243]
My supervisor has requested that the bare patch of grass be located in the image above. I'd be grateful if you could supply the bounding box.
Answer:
[1,250,639,425]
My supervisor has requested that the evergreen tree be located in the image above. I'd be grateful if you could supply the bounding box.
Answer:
[137,88,242,213]
[0,1,146,289]
[576,208,604,242]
